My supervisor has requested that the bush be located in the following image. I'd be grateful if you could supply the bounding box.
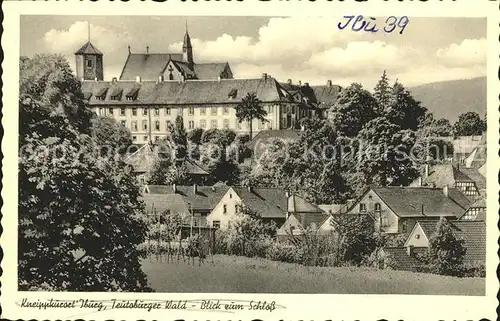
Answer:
[462,262,486,278]
[265,243,297,263]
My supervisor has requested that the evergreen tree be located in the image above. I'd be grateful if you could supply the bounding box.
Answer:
[388,81,427,131]
[373,70,392,116]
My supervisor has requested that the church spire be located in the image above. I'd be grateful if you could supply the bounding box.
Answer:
[182,22,194,68]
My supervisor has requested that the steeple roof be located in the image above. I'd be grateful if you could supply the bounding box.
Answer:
[183,29,192,49]
[75,41,103,55]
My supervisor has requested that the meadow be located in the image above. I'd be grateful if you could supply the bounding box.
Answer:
[141,255,485,295]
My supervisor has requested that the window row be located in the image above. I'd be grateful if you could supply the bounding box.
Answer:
[97,105,276,117]
[120,118,271,132]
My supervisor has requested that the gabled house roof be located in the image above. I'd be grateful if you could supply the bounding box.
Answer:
[193,62,230,79]
[406,220,486,263]
[75,41,103,55]
[350,186,470,218]
[124,143,156,173]
[144,184,229,211]
[277,212,330,236]
[119,53,182,80]
[420,164,475,188]
[381,247,422,271]
[318,204,342,215]
[231,187,288,219]
[310,84,342,109]
[81,77,291,106]
[143,193,190,216]
[459,168,486,190]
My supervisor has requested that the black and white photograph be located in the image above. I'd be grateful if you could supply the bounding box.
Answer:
[15,14,490,297]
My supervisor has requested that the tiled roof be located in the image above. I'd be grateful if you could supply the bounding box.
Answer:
[292,212,329,230]
[459,168,486,190]
[119,53,182,81]
[81,77,289,105]
[249,129,300,149]
[193,63,229,79]
[382,247,421,271]
[310,84,342,109]
[232,187,289,219]
[171,60,196,78]
[143,193,190,216]
[75,41,103,55]
[288,195,324,213]
[422,164,475,188]
[373,187,469,218]
[318,204,342,215]
[145,184,229,211]
[124,144,156,173]
[416,220,486,263]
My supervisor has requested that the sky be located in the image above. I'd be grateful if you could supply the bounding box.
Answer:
[20,16,486,88]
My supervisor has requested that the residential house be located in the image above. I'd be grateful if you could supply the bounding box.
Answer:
[344,186,470,235]
[376,247,422,272]
[458,197,486,221]
[410,163,481,197]
[206,186,322,229]
[124,143,209,185]
[404,220,486,264]
[143,184,229,226]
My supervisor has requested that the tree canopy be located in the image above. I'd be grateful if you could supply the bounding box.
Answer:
[234,92,267,138]
[453,111,486,136]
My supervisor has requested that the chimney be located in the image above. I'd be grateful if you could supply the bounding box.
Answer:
[217,76,221,82]
[158,75,164,83]
[193,184,197,194]
[298,80,302,86]
[81,77,85,82]
[406,245,414,256]
[172,183,177,194]
[326,80,332,87]
[443,184,449,197]
[287,79,292,85]
[424,164,429,177]
[94,77,98,82]
[180,75,185,83]
[146,46,149,54]
[136,76,141,83]
[262,73,268,79]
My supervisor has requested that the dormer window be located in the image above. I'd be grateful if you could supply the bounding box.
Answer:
[110,88,123,101]
[94,87,108,101]
[125,87,139,101]
[82,92,92,100]
[228,88,237,99]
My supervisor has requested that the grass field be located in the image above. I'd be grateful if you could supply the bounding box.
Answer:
[141,255,485,295]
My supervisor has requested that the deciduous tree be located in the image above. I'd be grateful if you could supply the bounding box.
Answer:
[453,111,486,136]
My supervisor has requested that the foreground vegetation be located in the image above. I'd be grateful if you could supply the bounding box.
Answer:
[141,255,485,295]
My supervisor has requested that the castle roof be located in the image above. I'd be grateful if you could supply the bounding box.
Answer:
[119,53,183,81]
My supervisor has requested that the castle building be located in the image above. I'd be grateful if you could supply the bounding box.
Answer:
[78,29,328,143]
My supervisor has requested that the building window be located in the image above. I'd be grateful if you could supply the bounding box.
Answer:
[155,136,160,142]
[415,234,420,239]
[223,204,227,214]
[132,108,137,116]
[189,107,194,116]
[200,107,206,115]
[165,107,171,116]
[213,220,221,229]
[120,108,126,116]
[120,120,126,127]
[188,121,195,129]
[223,107,229,115]
[132,136,137,141]
[98,108,104,116]
[143,108,148,116]
[155,121,160,131]
[166,120,172,131]
[234,204,238,213]
[374,203,381,213]
[229,193,232,199]
[359,203,366,213]
[143,136,148,141]
[200,120,206,129]
[154,108,159,116]
[108,108,114,115]
[142,120,148,130]
[211,107,217,115]
[223,119,229,129]
[402,221,407,233]
[132,121,138,131]
[211,120,217,129]
[86,59,93,68]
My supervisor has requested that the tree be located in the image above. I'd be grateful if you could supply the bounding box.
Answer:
[328,83,378,137]
[331,214,377,265]
[187,128,204,145]
[453,111,486,136]
[352,117,418,192]
[235,93,267,139]
[90,115,133,156]
[18,55,150,291]
[373,70,392,116]
[20,54,93,134]
[388,81,427,131]
[168,115,188,161]
[423,218,466,276]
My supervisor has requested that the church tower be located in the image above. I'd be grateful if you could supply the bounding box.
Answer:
[75,24,104,80]
[182,24,194,69]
